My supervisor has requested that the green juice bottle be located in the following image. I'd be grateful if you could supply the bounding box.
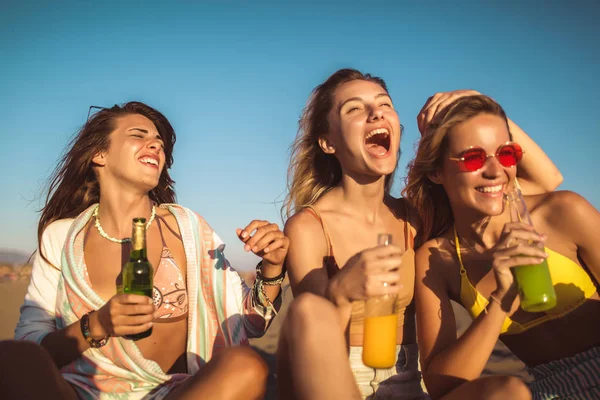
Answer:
[120,217,154,340]
[505,186,556,312]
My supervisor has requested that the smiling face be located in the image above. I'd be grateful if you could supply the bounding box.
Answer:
[94,113,166,192]
[322,79,401,181]
[438,113,516,218]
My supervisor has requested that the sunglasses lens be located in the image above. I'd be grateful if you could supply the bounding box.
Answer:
[497,144,523,167]
[461,148,486,171]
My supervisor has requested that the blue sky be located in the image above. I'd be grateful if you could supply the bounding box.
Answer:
[1,1,598,269]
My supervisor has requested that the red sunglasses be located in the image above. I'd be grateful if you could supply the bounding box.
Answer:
[449,142,523,172]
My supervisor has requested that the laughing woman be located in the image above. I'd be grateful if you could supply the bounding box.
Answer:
[275,70,563,400]
[405,95,599,399]
[1,102,288,399]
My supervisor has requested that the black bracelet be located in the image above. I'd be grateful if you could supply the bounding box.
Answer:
[81,311,109,348]
[255,261,286,283]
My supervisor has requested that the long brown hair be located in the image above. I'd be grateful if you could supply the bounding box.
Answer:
[37,102,176,266]
[402,95,511,243]
[282,68,397,219]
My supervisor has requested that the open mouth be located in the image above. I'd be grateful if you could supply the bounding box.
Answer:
[139,156,159,169]
[365,128,391,157]
[475,184,503,194]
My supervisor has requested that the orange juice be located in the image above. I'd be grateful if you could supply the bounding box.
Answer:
[362,314,398,369]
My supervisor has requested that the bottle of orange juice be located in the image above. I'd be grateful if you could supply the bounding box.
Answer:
[362,233,398,369]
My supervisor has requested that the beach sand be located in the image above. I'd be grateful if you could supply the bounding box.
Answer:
[0,279,528,399]
[0,281,28,339]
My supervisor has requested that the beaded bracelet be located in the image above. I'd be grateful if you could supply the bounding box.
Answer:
[81,311,110,348]
[255,261,286,286]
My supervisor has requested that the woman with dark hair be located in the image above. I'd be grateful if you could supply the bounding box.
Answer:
[276,71,562,399]
[405,95,599,399]
[2,102,288,399]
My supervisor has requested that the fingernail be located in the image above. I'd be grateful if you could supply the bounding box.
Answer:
[252,246,258,253]
[244,244,250,251]
[264,247,270,253]
[148,322,153,327]
[242,231,248,238]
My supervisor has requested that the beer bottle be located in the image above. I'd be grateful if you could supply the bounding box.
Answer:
[120,217,154,340]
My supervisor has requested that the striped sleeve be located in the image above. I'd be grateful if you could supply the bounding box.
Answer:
[14,219,72,343]
[208,228,281,339]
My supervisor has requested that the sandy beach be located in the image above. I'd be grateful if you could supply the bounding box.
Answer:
[0,278,528,399]
[0,281,28,340]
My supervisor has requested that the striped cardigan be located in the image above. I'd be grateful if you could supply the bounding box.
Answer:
[15,204,280,399]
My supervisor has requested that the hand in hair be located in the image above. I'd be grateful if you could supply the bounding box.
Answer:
[417,89,481,135]
[327,244,404,306]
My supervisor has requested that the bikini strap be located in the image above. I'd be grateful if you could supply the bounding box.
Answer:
[403,201,414,250]
[155,216,168,248]
[453,225,467,276]
[303,205,333,258]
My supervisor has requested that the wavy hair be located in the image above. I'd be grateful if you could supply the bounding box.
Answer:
[282,68,395,219]
[402,95,511,243]
[38,102,176,266]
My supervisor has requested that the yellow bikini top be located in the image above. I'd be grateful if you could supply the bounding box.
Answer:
[454,226,597,335]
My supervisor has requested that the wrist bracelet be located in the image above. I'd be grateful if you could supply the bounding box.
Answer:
[81,311,109,348]
[484,294,505,314]
[255,261,286,286]
[489,294,503,307]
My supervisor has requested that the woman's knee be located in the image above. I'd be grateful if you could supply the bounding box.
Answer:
[285,293,338,331]
[213,346,268,383]
[482,375,531,400]
[0,340,77,400]
[495,376,531,399]
[440,375,531,400]
[0,340,53,370]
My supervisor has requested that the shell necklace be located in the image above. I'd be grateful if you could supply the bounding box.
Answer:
[92,204,156,244]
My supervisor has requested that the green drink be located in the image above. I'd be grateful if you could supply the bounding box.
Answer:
[119,217,154,340]
[511,258,556,312]
[506,186,556,312]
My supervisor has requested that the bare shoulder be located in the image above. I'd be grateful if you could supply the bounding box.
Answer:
[415,235,457,283]
[415,237,453,266]
[388,196,422,235]
[284,208,327,252]
[529,190,596,221]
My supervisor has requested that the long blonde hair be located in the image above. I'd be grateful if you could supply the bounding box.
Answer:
[282,68,394,219]
[402,95,511,243]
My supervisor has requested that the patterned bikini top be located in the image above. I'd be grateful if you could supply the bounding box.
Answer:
[83,216,189,321]
[152,217,188,320]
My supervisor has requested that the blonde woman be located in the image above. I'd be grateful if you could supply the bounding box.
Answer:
[405,95,599,399]
[275,70,562,399]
